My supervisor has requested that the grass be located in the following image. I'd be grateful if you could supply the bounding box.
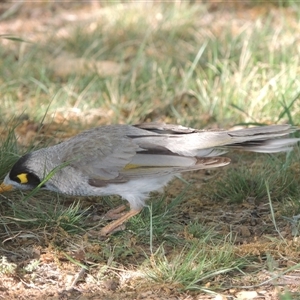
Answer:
[0,256,17,275]
[0,121,22,178]
[1,2,300,126]
[144,234,245,291]
[5,197,89,234]
[128,189,189,244]
[213,153,300,203]
[1,1,300,299]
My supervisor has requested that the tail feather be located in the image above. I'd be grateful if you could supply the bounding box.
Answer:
[133,123,299,156]
[176,125,299,155]
[225,138,300,153]
[227,124,296,137]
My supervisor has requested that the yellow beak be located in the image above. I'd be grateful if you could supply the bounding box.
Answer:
[0,183,13,193]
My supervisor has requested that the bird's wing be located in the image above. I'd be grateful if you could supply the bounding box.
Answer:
[60,124,230,185]
[60,128,141,180]
[134,122,199,134]
[88,156,230,187]
[60,123,296,186]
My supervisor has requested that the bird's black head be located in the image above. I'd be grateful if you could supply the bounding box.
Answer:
[8,153,43,189]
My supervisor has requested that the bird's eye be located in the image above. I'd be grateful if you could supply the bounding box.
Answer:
[16,173,29,184]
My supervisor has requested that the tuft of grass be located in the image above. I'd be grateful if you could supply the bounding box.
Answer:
[0,256,17,275]
[143,231,245,291]
[281,199,300,237]
[279,291,300,300]
[4,197,89,235]
[213,154,299,203]
[128,188,189,244]
[23,259,40,273]
[0,120,21,179]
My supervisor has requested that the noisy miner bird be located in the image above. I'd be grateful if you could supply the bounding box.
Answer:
[0,123,299,235]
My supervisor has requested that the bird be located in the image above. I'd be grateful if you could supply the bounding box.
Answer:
[0,123,299,236]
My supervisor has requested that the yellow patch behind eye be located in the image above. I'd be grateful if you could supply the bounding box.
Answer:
[17,173,28,184]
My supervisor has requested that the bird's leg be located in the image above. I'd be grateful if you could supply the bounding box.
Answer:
[104,204,128,220]
[100,208,142,236]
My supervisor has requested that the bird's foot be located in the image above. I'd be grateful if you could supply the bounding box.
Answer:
[104,204,128,220]
[100,208,142,236]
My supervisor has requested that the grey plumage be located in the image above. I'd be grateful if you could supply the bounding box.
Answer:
[1,123,299,235]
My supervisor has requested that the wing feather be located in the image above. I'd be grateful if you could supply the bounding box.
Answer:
[58,123,297,187]
[88,156,231,187]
